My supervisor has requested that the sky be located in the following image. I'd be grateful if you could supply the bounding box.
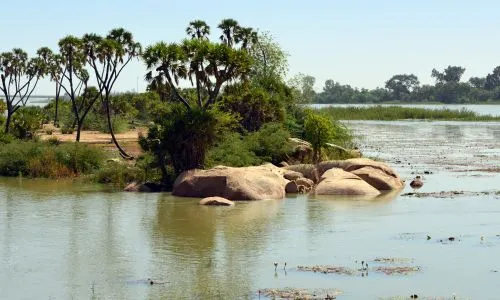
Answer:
[1,0,500,94]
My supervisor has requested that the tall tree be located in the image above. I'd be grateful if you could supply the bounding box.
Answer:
[248,31,288,80]
[288,73,316,103]
[218,18,239,47]
[83,28,141,159]
[143,38,252,110]
[431,66,466,84]
[186,20,210,40]
[37,47,64,126]
[385,74,420,100]
[0,49,46,132]
[468,76,486,89]
[485,66,500,90]
[234,26,258,50]
[57,36,101,141]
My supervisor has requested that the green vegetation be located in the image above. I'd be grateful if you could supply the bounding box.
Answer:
[0,19,360,187]
[319,105,500,121]
[0,140,105,178]
[304,65,500,104]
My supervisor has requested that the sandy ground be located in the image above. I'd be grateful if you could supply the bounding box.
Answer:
[38,125,146,158]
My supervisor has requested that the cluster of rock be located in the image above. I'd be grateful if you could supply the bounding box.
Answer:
[170,158,404,205]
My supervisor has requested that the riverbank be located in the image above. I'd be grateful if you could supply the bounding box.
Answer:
[318,105,500,121]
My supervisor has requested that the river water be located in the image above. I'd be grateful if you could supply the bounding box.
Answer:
[1,120,500,299]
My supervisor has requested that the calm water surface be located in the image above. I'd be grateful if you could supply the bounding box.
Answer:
[1,121,500,300]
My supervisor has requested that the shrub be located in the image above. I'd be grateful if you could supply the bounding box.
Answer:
[0,140,105,178]
[206,133,261,168]
[11,106,45,139]
[45,129,54,135]
[61,126,74,134]
[92,163,143,188]
[246,122,292,164]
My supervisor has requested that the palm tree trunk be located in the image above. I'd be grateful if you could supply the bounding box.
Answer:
[104,97,133,160]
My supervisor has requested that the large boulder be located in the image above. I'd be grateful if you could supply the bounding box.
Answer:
[318,158,404,190]
[315,168,381,196]
[173,164,288,200]
[199,197,235,206]
[283,164,320,183]
[295,177,315,190]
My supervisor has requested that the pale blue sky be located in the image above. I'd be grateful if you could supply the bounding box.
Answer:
[2,0,499,94]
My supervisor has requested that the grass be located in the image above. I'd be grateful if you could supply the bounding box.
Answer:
[318,105,500,121]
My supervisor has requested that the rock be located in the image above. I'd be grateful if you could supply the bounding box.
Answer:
[315,168,381,196]
[288,138,313,163]
[278,161,289,167]
[283,170,303,181]
[283,164,320,183]
[351,166,404,190]
[410,176,424,188]
[173,164,287,200]
[124,182,163,192]
[318,158,404,190]
[295,177,314,190]
[285,181,299,193]
[199,197,235,206]
[124,182,148,192]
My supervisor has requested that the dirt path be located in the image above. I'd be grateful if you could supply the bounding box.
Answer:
[39,126,146,158]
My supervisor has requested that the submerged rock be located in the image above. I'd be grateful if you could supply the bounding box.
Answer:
[199,196,235,206]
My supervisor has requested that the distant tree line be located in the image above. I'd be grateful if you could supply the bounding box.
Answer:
[294,65,500,104]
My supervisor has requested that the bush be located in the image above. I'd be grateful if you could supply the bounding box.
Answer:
[206,123,293,167]
[246,122,292,164]
[206,133,261,168]
[45,129,54,135]
[92,163,143,188]
[11,106,45,139]
[61,126,74,134]
[0,140,105,178]
[141,105,235,176]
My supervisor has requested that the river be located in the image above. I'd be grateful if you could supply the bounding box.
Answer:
[1,120,499,299]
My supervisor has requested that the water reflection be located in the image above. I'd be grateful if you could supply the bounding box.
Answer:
[149,196,284,299]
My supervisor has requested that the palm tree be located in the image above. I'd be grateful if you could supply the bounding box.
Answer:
[0,49,46,132]
[37,47,64,126]
[186,20,210,40]
[84,28,142,159]
[234,26,258,50]
[217,18,239,47]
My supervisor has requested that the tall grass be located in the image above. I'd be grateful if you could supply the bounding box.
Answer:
[319,105,500,121]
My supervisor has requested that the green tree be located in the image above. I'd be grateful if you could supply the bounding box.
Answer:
[37,47,64,126]
[142,19,254,175]
[143,38,252,110]
[218,18,239,47]
[385,74,419,100]
[289,73,316,103]
[431,66,466,84]
[485,66,500,90]
[83,28,141,159]
[186,20,210,40]
[468,76,486,89]
[303,112,334,162]
[57,36,102,142]
[0,49,46,133]
[248,31,288,81]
